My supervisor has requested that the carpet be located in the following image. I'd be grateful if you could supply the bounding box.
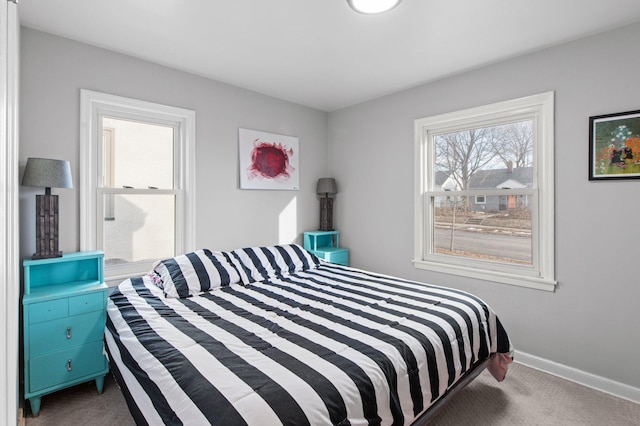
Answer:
[24,362,640,425]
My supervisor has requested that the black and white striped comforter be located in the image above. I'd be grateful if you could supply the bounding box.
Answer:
[106,261,510,426]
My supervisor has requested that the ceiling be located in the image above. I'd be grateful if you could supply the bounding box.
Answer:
[19,0,640,112]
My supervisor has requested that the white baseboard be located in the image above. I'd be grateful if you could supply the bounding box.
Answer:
[514,350,640,405]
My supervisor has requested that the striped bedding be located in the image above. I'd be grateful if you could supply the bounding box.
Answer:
[105,246,511,426]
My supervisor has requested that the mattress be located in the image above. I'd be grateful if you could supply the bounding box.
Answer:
[105,245,511,425]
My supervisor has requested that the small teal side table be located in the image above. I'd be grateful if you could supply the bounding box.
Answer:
[22,251,109,416]
[303,230,349,266]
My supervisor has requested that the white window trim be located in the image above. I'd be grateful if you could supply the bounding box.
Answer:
[413,92,556,291]
[80,90,196,285]
[1,2,20,423]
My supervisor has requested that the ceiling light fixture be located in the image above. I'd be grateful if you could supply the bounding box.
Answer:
[347,0,402,14]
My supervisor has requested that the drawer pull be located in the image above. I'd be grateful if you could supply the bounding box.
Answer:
[67,359,72,372]
[66,327,72,339]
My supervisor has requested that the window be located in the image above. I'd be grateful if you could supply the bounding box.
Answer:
[414,92,555,291]
[80,90,196,284]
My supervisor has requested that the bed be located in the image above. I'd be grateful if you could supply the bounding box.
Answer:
[105,244,512,425]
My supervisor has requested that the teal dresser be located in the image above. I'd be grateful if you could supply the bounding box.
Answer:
[303,231,349,266]
[22,251,109,416]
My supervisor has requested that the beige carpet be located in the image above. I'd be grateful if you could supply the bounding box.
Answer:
[24,362,640,425]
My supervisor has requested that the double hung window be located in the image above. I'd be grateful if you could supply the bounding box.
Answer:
[414,92,555,290]
[80,90,195,283]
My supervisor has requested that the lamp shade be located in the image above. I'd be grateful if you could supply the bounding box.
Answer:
[22,158,73,189]
[316,178,337,195]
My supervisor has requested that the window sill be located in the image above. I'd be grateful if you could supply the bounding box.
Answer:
[412,259,557,292]
[105,260,155,287]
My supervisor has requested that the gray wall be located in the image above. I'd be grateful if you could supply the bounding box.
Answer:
[328,22,640,389]
[19,27,328,259]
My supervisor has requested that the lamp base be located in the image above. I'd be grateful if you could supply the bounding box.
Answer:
[33,193,62,259]
[319,197,334,231]
[32,251,63,260]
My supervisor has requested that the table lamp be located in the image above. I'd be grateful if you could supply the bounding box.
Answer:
[22,157,73,259]
[317,177,337,231]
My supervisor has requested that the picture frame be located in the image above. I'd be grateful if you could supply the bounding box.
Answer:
[589,109,640,180]
[238,128,299,190]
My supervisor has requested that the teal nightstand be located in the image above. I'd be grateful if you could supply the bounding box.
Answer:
[304,231,349,266]
[22,251,109,416]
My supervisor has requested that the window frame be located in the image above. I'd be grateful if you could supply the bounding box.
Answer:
[80,90,196,285]
[413,92,556,291]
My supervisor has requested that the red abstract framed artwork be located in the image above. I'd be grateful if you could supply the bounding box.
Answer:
[239,128,300,190]
[589,109,640,180]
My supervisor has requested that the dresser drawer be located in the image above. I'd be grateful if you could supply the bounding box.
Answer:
[69,292,104,315]
[324,249,349,266]
[314,247,349,266]
[29,311,105,357]
[29,341,107,392]
[28,298,69,324]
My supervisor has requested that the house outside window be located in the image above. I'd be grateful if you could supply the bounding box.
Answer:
[414,92,556,291]
[80,90,196,284]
